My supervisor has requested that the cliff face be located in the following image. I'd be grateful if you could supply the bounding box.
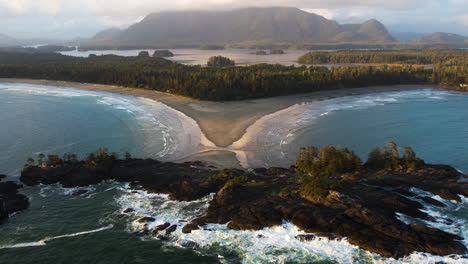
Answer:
[84,7,395,47]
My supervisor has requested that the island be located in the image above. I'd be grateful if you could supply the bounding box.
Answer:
[152,50,174,58]
[206,55,236,67]
[18,143,468,258]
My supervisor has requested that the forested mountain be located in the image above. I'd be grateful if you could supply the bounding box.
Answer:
[82,7,395,48]
[391,32,425,42]
[412,32,467,44]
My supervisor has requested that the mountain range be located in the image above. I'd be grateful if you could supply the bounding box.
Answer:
[411,32,468,44]
[82,7,396,48]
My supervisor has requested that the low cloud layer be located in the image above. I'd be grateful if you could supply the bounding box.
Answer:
[0,0,466,39]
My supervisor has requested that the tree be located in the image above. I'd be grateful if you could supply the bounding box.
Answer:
[37,153,45,166]
[138,51,150,57]
[47,155,62,167]
[125,152,132,160]
[295,145,361,176]
[207,56,235,67]
[366,147,385,169]
[300,175,329,198]
[25,158,35,168]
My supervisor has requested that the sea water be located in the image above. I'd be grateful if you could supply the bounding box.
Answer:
[0,82,210,176]
[0,84,467,263]
[234,89,468,173]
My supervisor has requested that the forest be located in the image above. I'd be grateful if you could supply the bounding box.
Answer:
[0,49,465,101]
[298,49,468,65]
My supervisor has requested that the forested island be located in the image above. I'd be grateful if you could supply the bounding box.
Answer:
[298,49,467,65]
[10,143,467,258]
[0,49,466,100]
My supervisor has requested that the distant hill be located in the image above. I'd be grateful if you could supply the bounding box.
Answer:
[82,7,395,48]
[0,33,61,47]
[92,28,124,41]
[0,33,18,47]
[390,32,425,42]
[411,32,467,44]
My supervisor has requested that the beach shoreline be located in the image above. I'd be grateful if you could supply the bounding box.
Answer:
[0,78,433,168]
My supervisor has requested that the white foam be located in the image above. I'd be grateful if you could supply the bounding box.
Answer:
[227,89,463,168]
[0,225,113,249]
[116,187,468,264]
[0,82,215,162]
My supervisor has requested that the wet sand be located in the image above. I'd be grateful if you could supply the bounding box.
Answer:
[0,78,431,168]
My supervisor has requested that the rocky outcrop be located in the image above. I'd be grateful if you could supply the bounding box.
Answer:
[0,174,29,224]
[20,161,468,259]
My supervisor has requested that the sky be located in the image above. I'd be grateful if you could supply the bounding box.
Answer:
[0,0,467,39]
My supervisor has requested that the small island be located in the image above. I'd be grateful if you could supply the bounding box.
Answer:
[18,143,468,258]
[207,55,235,67]
[152,50,174,58]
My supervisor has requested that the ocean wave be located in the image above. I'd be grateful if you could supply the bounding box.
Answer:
[0,225,113,250]
[228,89,463,168]
[116,187,468,264]
[0,82,214,162]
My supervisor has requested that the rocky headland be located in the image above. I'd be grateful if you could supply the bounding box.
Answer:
[19,145,468,259]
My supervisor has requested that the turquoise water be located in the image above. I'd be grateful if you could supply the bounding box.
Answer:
[0,83,208,176]
[245,89,468,173]
[0,84,467,264]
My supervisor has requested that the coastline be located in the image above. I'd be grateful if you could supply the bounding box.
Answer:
[0,78,432,168]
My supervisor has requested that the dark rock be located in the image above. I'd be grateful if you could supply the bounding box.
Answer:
[152,222,171,235]
[18,159,468,259]
[123,208,134,214]
[179,239,197,249]
[182,223,199,233]
[137,216,155,223]
[295,234,316,241]
[165,225,177,236]
[0,179,29,224]
[393,188,416,197]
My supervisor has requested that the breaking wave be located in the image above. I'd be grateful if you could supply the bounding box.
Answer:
[228,89,461,168]
[0,225,113,249]
[116,184,468,264]
[0,82,214,162]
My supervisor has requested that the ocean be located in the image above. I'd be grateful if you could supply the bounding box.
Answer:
[0,83,466,264]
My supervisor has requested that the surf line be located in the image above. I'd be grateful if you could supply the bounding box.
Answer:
[0,225,114,249]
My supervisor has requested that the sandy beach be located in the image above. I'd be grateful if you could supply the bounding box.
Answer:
[0,78,432,168]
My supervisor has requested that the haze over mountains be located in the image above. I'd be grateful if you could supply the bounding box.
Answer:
[0,33,60,47]
[83,7,396,48]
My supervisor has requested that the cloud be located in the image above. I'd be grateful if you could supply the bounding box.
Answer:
[0,0,429,17]
[0,0,466,39]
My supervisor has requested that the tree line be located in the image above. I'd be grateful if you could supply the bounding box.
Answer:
[295,142,425,198]
[298,49,467,65]
[0,51,465,101]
